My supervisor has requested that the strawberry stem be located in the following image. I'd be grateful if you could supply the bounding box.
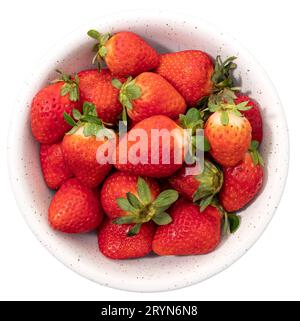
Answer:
[87,29,111,68]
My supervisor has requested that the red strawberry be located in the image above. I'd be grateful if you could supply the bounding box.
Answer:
[87,30,159,77]
[114,115,187,178]
[100,172,160,219]
[77,69,124,124]
[112,72,186,123]
[235,94,263,143]
[98,219,155,259]
[40,143,73,189]
[100,172,178,235]
[152,199,221,256]
[204,95,252,167]
[219,143,264,212]
[31,73,80,143]
[61,102,113,188]
[155,50,214,106]
[169,160,223,210]
[48,178,103,233]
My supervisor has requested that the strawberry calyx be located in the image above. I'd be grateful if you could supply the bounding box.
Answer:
[179,108,211,152]
[63,102,110,137]
[193,160,224,211]
[179,108,204,134]
[113,177,179,236]
[249,140,264,166]
[112,76,142,110]
[52,70,80,102]
[211,200,241,235]
[205,89,252,126]
[87,29,111,69]
[197,55,240,111]
[211,55,239,93]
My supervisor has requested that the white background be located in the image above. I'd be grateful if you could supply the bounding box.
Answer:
[0,0,299,300]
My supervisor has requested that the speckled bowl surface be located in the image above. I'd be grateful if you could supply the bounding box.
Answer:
[8,10,289,292]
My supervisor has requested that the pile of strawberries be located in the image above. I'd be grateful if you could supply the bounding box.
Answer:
[30,30,264,259]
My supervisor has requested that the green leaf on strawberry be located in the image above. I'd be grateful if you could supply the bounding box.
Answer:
[179,108,204,134]
[63,102,105,137]
[127,223,142,237]
[114,177,179,236]
[152,212,172,225]
[208,199,241,235]
[249,140,264,166]
[219,206,241,235]
[211,55,238,92]
[87,29,111,67]
[113,215,137,224]
[228,214,241,233]
[152,190,179,208]
[53,70,80,102]
[116,198,138,214]
[64,113,77,127]
[193,160,224,211]
[221,110,229,125]
[137,177,152,204]
[222,212,241,235]
[199,195,215,212]
[87,29,101,40]
[126,192,143,209]
[113,76,142,112]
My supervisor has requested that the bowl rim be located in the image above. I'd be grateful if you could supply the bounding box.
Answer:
[7,9,290,293]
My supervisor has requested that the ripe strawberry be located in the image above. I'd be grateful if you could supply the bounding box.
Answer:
[112,72,186,123]
[219,142,264,212]
[77,69,124,124]
[40,143,73,189]
[100,172,178,235]
[204,94,252,167]
[152,199,221,256]
[87,30,159,77]
[235,94,263,143]
[61,102,113,188]
[169,160,223,210]
[98,220,155,259]
[48,178,103,233]
[155,50,214,106]
[114,115,187,178]
[100,172,160,219]
[31,72,80,143]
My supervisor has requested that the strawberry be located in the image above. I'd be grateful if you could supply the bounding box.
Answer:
[61,102,113,188]
[219,141,264,212]
[98,220,155,259]
[77,69,124,124]
[48,178,103,233]
[204,91,252,167]
[30,72,80,143]
[155,50,214,106]
[100,172,178,235]
[114,115,187,178]
[169,160,223,210]
[235,94,263,143]
[87,30,159,77]
[40,143,73,189]
[100,172,160,219]
[152,199,221,256]
[112,72,186,123]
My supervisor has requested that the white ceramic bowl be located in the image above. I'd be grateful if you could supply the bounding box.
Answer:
[8,10,289,292]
